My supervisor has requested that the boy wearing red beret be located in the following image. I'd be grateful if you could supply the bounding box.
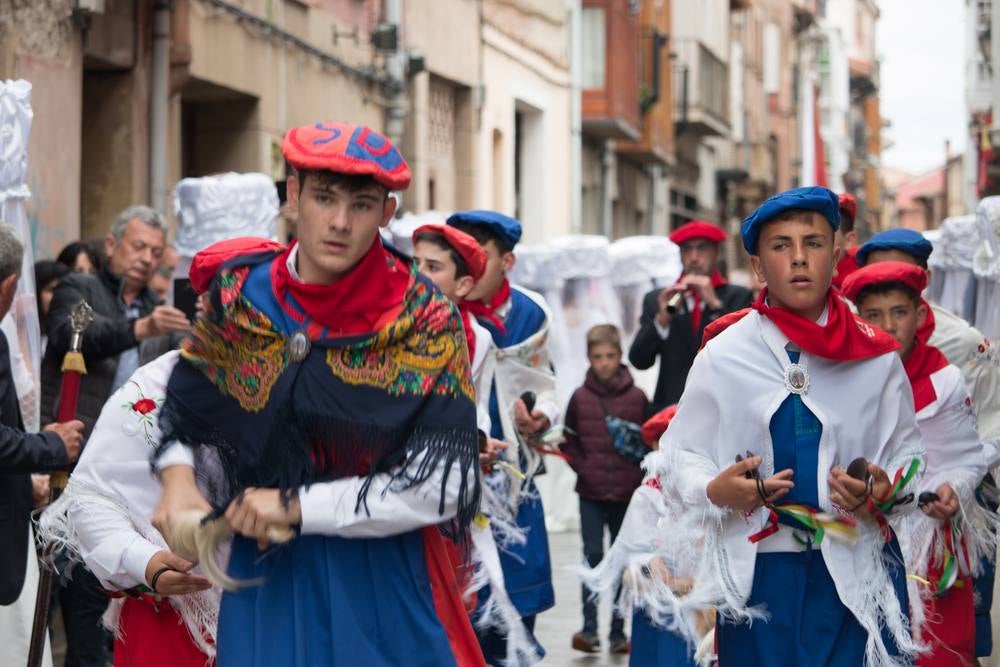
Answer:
[843,262,990,667]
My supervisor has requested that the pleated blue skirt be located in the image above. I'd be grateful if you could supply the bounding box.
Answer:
[630,608,698,667]
[716,537,909,667]
[217,532,460,667]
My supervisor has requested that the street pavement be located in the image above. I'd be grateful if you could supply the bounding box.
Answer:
[534,529,630,667]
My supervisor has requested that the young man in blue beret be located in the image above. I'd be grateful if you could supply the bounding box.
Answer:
[858,227,1000,659]
[447,210,559,661]
[649,186,925,665]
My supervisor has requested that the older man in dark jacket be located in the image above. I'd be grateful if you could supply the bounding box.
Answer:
[40,205,189,667]
[41,206,190,437]
[628,221,753,412]
[0,224,83,664]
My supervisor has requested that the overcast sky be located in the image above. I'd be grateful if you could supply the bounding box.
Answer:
[877,0,967,174]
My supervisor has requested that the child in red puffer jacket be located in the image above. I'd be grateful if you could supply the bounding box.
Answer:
[561,323,650,655]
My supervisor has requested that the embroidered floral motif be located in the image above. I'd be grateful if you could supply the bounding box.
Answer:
[121,381,163,448]
[184,262,474,408]
[181,266,287,412]
[975,338,999,367]
[326,279,475,400]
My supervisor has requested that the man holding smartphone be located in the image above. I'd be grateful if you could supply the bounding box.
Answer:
[40,205,189,667]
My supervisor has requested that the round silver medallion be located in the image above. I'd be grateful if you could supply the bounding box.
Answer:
[784,363,809,394]
[287,330,311,362]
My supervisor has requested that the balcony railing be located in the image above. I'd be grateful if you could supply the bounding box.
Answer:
[672,38,729,137]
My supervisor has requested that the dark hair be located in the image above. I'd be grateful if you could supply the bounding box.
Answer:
[448,220,514,255]
[34,259,69,329]
[855,280,921,309]
[295,169,388,197]
[413,232,470,279]
[57,242,101,274]
[840,211,855,234]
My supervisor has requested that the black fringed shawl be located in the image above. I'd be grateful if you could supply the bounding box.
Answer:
[152,249,481,530]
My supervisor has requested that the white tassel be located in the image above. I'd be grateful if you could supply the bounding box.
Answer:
[167,510,294,592]
[466,523,541,666]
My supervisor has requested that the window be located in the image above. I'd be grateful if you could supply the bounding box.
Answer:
[763,23,780,94]
[699,44,728,122]
[581,7,606,89]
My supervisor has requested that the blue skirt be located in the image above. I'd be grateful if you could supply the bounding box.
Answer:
[217,532,462,667]
[716,538,909,667]
[630,608,698,667]
[495,488,555,616]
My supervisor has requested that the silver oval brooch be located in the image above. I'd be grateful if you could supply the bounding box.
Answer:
[784,363,809,395]
[287,330,311,363]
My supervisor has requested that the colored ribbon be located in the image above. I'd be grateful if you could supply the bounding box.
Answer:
[929,519,973,597]
[865,458,921,542]
[749,503,859,546]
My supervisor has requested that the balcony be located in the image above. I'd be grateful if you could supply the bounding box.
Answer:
[617,0,674,166]
[672,38,729,137]
[581,0,641,141]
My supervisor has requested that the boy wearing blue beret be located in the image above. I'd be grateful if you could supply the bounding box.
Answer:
[447,210,558,662]
[650,187,925,666]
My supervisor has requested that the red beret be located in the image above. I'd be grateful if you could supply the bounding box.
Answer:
[282,122,411,191]
[189,237,285,293]
[840,260,927,304]
[838,193,857,221]
[669,220,726,245]
[413,224,487,282]
[641,404,678,446]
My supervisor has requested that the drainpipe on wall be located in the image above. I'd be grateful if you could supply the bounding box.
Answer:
[600,139,615,239]
[383,0,407,148]
[149,0,170,215]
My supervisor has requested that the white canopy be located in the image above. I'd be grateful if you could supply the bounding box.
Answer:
[928,215,979,323]
[0,80,41,432]
[172,172,279,257]
[974,196,1000,340]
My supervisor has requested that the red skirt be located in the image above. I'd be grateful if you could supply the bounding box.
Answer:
[114,595,214,667]
[916,575,975,667]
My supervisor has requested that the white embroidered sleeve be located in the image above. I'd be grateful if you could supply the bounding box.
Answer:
[297,448,472,537]
[66,486,161,590]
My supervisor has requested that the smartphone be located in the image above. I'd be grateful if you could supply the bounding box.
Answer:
[172,278,199,322]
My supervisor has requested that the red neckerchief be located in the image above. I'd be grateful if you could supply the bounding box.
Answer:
[906,300,949,412]
[458,303,477,362]
[270,237,409,336]
[916,300,936,344]
[831,246,861,289]
[753,287,900,361]
[687,270,727,334]
[462,279,509,333]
